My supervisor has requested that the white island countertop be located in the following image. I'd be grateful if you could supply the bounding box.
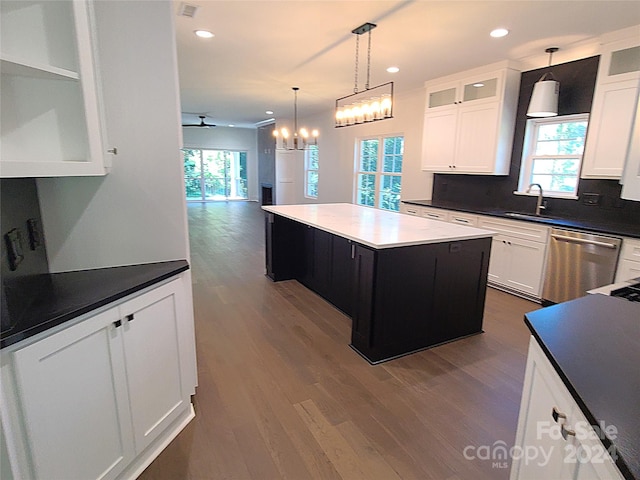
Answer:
[263,203,494,249]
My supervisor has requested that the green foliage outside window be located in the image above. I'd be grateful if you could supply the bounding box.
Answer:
[356,136,403,211]
[182,149,248,200]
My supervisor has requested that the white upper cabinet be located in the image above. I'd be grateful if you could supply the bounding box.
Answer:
[0,0,110,177]
[582,35,640,179]
[421,62,521,175]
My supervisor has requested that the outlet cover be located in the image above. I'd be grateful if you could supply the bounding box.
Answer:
[4,228,24,271]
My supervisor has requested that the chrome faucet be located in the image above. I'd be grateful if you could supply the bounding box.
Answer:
[526,183,546,216]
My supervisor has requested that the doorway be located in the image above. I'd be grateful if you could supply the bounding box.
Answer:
[183,149,248,201]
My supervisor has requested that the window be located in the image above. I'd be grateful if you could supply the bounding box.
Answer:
[518,114,589,197]
[305,145,319,198]
[182,149,248,201]
[355,135,403,211]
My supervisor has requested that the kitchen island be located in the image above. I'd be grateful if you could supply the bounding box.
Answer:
[263,203,494,363]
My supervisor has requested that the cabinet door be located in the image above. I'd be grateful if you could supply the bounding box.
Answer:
[487,235,507,284]
[511,339,577,480]
[300,226,332,297]
[421,110,457,171]
[425,81,458,110]
[582,80,639,178]
[330,235,354,316]
[460,73,502,106]
[505,236,546,296]
[571,404,624,480]
[12,308,134,480]
[455,102,502,173]
[119,280,189,454]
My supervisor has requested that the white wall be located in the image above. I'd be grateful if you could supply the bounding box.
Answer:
[37,0,190,272]
[182,126,259,201]
[279,86,433,205]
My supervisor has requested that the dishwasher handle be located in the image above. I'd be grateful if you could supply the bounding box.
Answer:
[550,233,619,249]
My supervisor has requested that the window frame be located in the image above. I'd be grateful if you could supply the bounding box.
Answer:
[304,145,319,199]
[517,113,589,199]
[354,134,404,212]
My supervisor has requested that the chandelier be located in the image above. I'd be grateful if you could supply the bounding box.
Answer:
[335,22,394,128]
[273,87,318,150]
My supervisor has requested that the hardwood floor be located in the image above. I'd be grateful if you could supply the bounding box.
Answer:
[139,201,541,480]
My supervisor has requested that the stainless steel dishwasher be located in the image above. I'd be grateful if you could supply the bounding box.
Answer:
[542,228,621,304]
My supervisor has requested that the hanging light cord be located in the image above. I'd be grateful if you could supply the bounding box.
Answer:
[540,47,559,81]
[293,87,298,134]
[354,34,359,93]
[365,28,372,91]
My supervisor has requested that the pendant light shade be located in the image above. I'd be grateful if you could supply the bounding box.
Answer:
[527,75,559,117]
[527,47,560,118]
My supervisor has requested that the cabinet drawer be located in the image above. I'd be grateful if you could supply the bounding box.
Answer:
[478,216,549,243]
[448,212,478,227]
[400,204,422,216]
[420,207,449,221]
[619,237,640,262]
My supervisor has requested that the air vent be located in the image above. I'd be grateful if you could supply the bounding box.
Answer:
[178,3,199,17]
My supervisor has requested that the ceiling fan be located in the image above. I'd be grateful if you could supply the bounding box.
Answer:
[182,115,216,128]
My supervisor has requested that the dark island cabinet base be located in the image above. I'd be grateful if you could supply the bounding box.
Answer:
[265,212,491,363]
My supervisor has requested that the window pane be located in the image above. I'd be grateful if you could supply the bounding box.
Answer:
[307,171,318,197]
[379,175,401,211]
[382,137,403,173]
[307,145,319,170]
[535,122,587,155]
[356,173,376,207]
[360,139,378,172]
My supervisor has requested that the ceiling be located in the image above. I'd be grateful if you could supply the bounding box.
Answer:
[174,1,640,129]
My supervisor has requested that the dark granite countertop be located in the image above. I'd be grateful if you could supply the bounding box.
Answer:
[1,260,189,349]
[402,200,640,239]
[525,295,640,480]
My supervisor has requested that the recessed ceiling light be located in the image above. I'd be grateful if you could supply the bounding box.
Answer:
[228,124,235,127]
[194,30,214,39]
[473,83,485,88]
[490,28,509,38]
[386,66,400,73]
[266,110,274,115]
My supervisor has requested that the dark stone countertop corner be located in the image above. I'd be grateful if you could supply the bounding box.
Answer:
[1,260,189,349]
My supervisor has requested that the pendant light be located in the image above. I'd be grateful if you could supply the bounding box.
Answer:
[335,22,394,127]
[273,87,318,150]
[527,47,560,117]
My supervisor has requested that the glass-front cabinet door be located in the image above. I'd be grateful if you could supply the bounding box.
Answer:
[460,72,502,106]
[426,82,458,109]
[598,37,640,84]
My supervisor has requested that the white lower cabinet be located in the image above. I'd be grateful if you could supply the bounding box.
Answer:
[615,237,640,282]
[511,337,623,480]
[478,217,549,299]
[3,277,194,480]
[12,307,134,480]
